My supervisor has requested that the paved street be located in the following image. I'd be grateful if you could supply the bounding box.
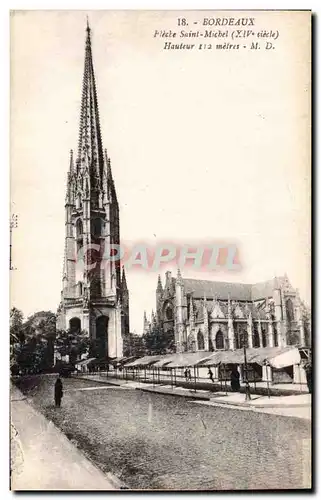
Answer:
[10,384,117,490]
[16,376,311,490]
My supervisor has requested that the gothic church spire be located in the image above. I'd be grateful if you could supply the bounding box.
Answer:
[77,20,104,182]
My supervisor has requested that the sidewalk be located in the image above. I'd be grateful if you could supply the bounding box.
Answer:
[76,374,311,420]
[199,393,312,421]
[10,385,119,490]
[210,392,311,408]
[138,385,211,400]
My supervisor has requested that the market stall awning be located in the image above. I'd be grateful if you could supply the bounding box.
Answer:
[151,354,178,368]
[197,350,245,366]
[112,356,137,366]
[265,347,301,369]
[165,351,213,368]
[246,346,290,365]
[75,357,97,367]
[196,346,301,368]
[124,355,163,368]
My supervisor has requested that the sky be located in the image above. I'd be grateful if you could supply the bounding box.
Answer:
[10,10,311,334]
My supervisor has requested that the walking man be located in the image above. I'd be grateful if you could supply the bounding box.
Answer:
[184,367,188,381]
[208,367,214,383]
[54,376,63,408]
[230,366,240,392]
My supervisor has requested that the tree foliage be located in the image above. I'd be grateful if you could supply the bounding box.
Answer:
[142,324,175,355]
[123,332,145,358]
[55,329,90,365]
[10,307,24,344]
[10,308,57,374]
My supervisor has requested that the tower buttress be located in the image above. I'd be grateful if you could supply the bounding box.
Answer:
[202,292,209,351]
[156,274,163,319]
[175,268,186,352]
[227,294,235,350]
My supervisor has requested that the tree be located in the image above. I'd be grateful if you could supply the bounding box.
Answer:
[15,336,47,375]
[88,338,106,359]
[10,308,57,374]
[10,308,25,371]
[55,329,90,365]
[36,313,57,368]
[123,332,145,358]
[142,324,175,355]
[10,307,24,344]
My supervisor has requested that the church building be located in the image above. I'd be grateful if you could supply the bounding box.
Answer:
[144,270,310,354]
[57,22,129,358]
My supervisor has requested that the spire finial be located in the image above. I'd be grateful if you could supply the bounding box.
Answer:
[176,267,183,286]
[69,149,74,174]
[77,17,103,179]
[86,16,90,34]
[121,266,128,290]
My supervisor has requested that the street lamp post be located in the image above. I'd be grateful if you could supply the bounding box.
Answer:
[242,332,251,401]
[10,214,18,270]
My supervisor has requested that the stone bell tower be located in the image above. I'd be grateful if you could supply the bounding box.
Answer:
[57,21,129,358]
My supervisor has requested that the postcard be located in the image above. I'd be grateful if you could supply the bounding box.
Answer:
[10,10,311,491]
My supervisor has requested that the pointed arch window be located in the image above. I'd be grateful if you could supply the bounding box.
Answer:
[165,305,173,321]
[92,218,102,238]
[76,219,83,239]
[197,330,205,350]
[253,324,260,348]
[286,298,295,322]
[76,193,82,209]
[215,330,224,350]
[236,325,248,348]
[273,323,278,347]
[187,333,196,352]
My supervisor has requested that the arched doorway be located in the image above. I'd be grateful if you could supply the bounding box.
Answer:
[197,330,205,350]
[215,330,224,350]
[69,317,81,334]
[96,316,109,359]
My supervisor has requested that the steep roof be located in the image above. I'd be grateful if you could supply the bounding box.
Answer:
[183,278,252,301]
[251,278,278,301]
